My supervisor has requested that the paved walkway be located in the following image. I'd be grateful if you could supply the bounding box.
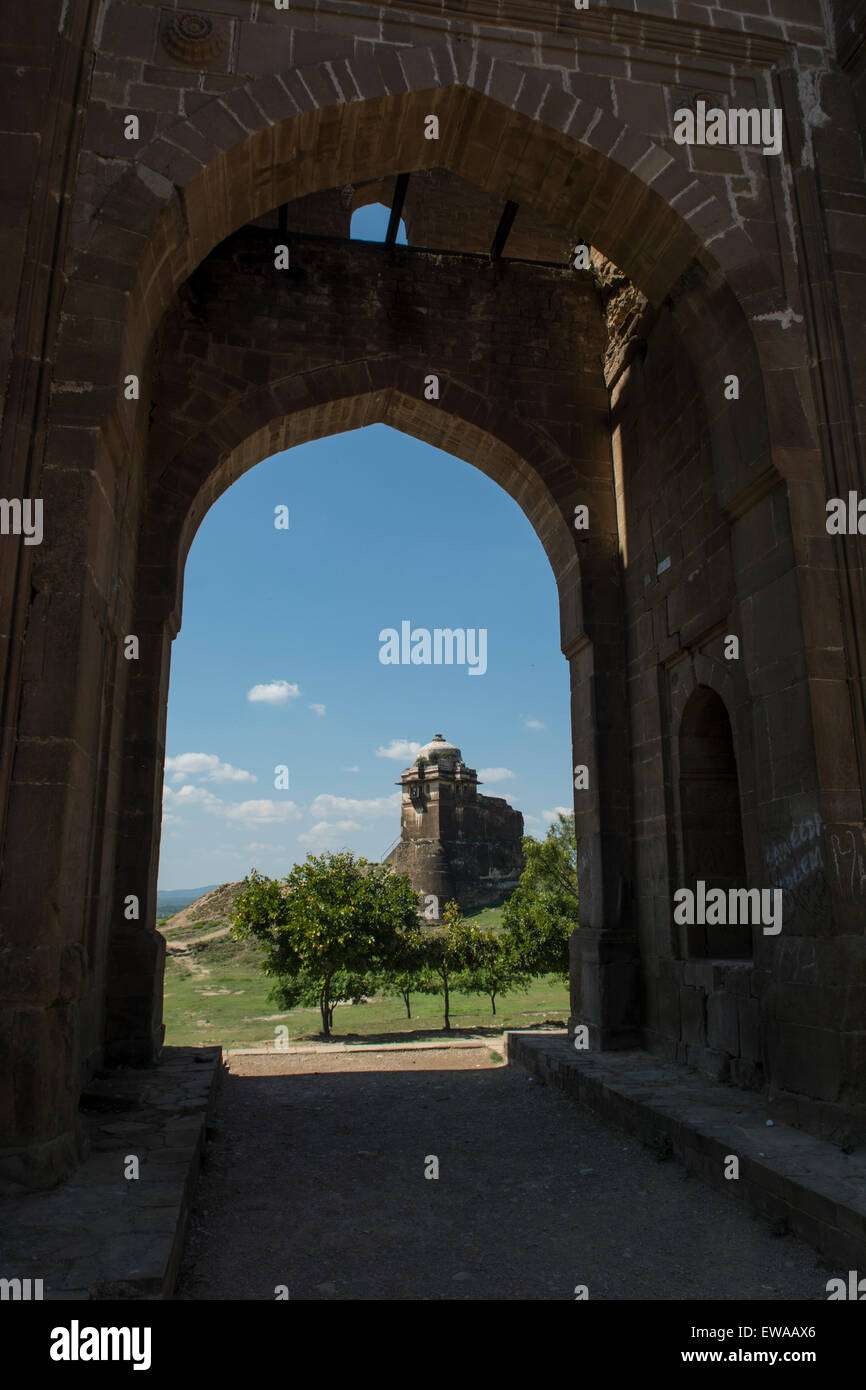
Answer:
[175,1042,828,1301]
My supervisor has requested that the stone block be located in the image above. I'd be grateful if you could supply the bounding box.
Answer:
[766,1024,843,1102]
[738,997,761,1063]
[101,3,158,61]
[707,990,740,1055]
[680,986,706,1045]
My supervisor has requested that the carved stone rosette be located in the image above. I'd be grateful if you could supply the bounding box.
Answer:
[161,13,225,65]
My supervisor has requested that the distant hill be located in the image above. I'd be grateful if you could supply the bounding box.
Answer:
[159,881,247,936]
[157,884,219,919]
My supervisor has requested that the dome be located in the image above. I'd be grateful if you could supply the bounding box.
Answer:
[415,734,462,764]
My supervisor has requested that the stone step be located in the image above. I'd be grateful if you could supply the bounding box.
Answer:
[507,1033,866,1271]
[0,1047,222,1301]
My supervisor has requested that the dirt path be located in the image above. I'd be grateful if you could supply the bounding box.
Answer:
[175,1042,828,1301]
[164,925,233,979]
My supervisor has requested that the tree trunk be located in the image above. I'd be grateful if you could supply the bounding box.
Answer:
[443,973,450,1031]
[402,991,411,1019]
[320,978,331,1037]
[490,993,496,1015]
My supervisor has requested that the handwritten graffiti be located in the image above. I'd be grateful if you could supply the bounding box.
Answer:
[829,827,866,901]
[764,812,823,880]
[764,813,830,925]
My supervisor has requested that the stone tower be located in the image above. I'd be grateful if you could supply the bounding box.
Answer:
[385,736,524,914]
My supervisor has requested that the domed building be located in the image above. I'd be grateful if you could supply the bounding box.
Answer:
[384,735,524,916]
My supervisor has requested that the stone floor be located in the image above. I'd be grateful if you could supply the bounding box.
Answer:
[175,1036,837,1300]
[2,1034,862,1300]
[509,1034,866,1270]
[0,1046,221,1299]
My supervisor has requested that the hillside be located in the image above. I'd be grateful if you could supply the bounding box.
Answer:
[159,880,247,937]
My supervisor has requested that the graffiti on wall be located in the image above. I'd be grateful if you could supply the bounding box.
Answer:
[764,813,831,924]
[829,826,866,901]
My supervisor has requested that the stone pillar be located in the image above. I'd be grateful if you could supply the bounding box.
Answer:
[0,0,102,1188]
[104,595,173,1065]
[0,542,108,1187]
[564,548,641,1048]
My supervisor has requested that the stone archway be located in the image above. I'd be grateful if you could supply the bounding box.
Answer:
[3,12,864,1187]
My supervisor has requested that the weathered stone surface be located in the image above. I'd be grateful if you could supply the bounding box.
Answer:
[384,736,524,912]
[510,1034,866,1268]
[0,1047,220,1297]
[0,0,865,1190]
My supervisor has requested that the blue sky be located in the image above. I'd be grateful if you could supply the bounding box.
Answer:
[157,206,573,889]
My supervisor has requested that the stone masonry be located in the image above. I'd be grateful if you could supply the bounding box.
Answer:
[384,735,524,912]
[0,0,865,1186]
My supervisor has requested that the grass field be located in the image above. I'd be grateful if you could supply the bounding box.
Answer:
[462,904,505,931]
[161,930,568,1049]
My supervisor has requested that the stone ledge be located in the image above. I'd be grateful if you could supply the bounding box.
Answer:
[0,1046,221,1300]
[506,1032,866,1269]
[226,1037,511,1057]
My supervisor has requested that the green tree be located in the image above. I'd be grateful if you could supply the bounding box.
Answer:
[379,926,436,1019]
[268,970,374,1032]
[456,929,530,1015]
[501,811,578,980]
[423,900,486,1030]
[231,853,420,1037]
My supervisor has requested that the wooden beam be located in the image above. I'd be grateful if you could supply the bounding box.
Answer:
[490,200,519,261]
[386,173,410,246]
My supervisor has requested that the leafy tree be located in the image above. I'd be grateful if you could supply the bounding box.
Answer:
[268,970,374,1032]
[456,929,530,1015]
[501,811,578,980]
[231,853,420,1036]
[423,900,486,1030]
[378,927,437,1019]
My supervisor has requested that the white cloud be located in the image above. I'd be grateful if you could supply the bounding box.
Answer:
[164,783,302,827]
[524,717,545,730]
[309,703,326,717]
[298,819,364,848]
[165,752,256,784]
[542,806,572,823]
[375,739,421,760]
[221,800,303,825]
[309,792,400,821]
[170,784,225,811]
[247,680,301,705]
[209,764,257,784]
[342,765,361,774]
[245,842,288,854]
[524,813,541,825]
[478,767,515,783]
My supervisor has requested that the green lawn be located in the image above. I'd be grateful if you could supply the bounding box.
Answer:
[162,933,568,1049]
[464,904,506,931]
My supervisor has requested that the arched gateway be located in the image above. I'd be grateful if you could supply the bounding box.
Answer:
[1,1,864,1187]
